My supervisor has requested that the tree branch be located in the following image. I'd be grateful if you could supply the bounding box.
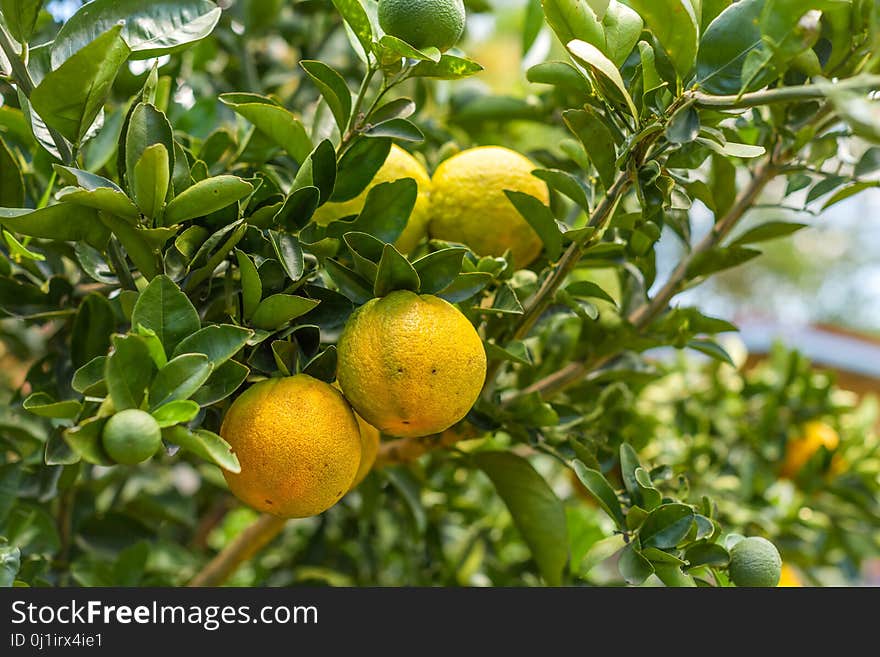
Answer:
[691,75,880,110]
[187,513,288,587]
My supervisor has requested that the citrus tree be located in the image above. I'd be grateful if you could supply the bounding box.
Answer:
[1,0,878,588]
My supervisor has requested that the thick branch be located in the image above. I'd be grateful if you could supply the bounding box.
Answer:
[188,513,287,587]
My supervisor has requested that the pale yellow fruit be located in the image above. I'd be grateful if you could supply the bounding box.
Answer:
[312,145,432,254]
[780,421,840,479]
[429,146,549,268]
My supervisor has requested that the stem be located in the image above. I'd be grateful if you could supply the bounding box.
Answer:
[0,22,74,164]
[339,62,377,154]
[691,75,880,110]
[513,172,633,343]
[188,514,288,587]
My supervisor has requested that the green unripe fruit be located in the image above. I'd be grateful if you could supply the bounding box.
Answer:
[102,409,163,465]
[728,537,782,587]
[378,0,466,53]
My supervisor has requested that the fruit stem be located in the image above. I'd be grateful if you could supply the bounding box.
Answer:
[691,74,880,110]
[188,513,288,587]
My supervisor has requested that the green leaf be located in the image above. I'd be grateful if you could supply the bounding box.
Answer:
[327,179,417,244]
[219,93,312,163]
[236,250,262,321]
[72,356,107,396]
[302,346,338,383]
[98,214,161,280]
[639,503,695,548]
[523,0,544,54]
[300,60,352,133]
[568,39,639,118]
[666,104,701,145]
[412,248,466,295]
[52,0,221,65]
[151,399,200,428]
[475,452,569,586]
[563,108,617,187]
[132,143,170,220]
[579,533,626,575]
[131,275,201,356]
[485,340,533,366]
[148,353,213,409]
[190,360,249,407]
[374,244,421,297]
[269,230,304,281]
[172,324,253,366]
[324,259,374,304]
[685,542,730,567]
[30,25,131,144]
[543,0,642,66]
[688,339,735,365]
[571,460,626,528]
[164,175,253,225]
[0,205,109,249]
[164,425,240,473]
[364,118,424,142]
[628,0,700,78]
[532,168,591,210]
[291,139,337,204]
[0,543,20,587]
[274,186,321,232]
[22,392,81,419]
[527,61,591,93]
[105,333,156,410]
[620,442,645,506]
[410,55,484,80]
[56,186,140,221]
[330,137,392,202]
[123,103,174,192]
[490,283,525,315]
[565,280,616,304]
[437,272,492,303]
[505,190,562,261]
[64,417,113,466]
[686,245,761,278]
[0,0,43,42]
[697,138,765,159]
[695,0,768,94]
[0,137,24,207]
[619,542,655,585]
[822,181,880,210]
[373,35,442,65]
[729,220,808,246]
[250,295,320,331]
[71,292,115,368]
[331,0,373,54]
[855,147,880,177]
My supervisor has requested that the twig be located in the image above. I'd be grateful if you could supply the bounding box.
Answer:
[188,513,288,587]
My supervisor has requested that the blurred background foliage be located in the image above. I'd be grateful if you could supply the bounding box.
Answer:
[0,0,878,587]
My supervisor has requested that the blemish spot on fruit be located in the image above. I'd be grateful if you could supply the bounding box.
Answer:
[431,368,437,374]
[265,499,273,505]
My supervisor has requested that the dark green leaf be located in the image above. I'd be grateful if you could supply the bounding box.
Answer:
[565,280,616,304]
[164,175,253,224]
[0,137,24,207]
[268,231,304,282]
[476,451,569,586]
[105,333,156,410]
[364,118,424,142]
[300,60,352,133]
[22,392,81,419]
[171,325,252,366]
[330,0,373,55]
[0,0,42,42]
[250,295,320,331]
[729,220,808,246]
[123,103,174,192]
[685,542,730,568]
[437,272,492,303]
[219,93,312,163]
[688,339,735,365]
[0,203,108,248]
[666,104,701,144]
[627,0,700,78]
[148,353,213,409]
[412,248,466,294]
[328,179,417,244]
[131,275,201,356]
[190,360,249,406]
[374,244,420,297]
[686,246,761,278]
[235,250,262,320]
[619,542,654,585]
[571,460,626,528]
[505,190,562,261]
[71,293,115,368]
[164,425,240,473]
[30,25,130,143]
[563,108,617,187]
[532,168,591,210]
[324,259,374,304]
[52,0,221,64]
[639,503,695,548]
[330,137,392,202]
[695,0,769,94]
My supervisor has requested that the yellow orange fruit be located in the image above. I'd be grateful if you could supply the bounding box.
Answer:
[312,145,431,254]
[780,421,840,479]
[428,146,549,268]
[336,291,486,438]
[220,375,362,518]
